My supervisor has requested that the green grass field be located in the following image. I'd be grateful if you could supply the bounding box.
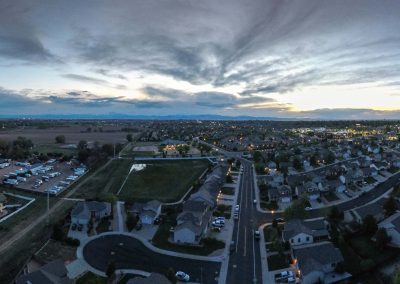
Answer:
[118,160,209,202]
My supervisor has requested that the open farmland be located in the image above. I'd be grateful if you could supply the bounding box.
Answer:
[118,159,209,202]
[0,125,136,145]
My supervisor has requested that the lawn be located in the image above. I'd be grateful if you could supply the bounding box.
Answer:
[35,239,77,263]
[323,191,339,202]
[71,159,134,199]
[118,160,209,203]
[263,225,282,242]
[96,218,111,233]
[220,186,235,196]
[365,176,377,184]
[152,223,225,256]
[267,253,291,271]
[76,272,107,284]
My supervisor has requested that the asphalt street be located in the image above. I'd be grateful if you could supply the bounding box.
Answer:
[83,234,221,283]
[226,160,262,284]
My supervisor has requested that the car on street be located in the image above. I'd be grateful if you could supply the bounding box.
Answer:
[235,205,240,212]
[253,199,257,204]
[175,271,190,282]
[230,240,235,252]
[254,230,260,240]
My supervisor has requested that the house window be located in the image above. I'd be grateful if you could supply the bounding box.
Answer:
[306,236,310,241]
[291,239,294,244]
[297,238,301,243]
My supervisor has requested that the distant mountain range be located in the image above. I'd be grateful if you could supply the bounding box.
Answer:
[0,113,296,121]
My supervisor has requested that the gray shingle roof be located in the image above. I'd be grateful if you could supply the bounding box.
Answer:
[293,242,343,275]
[282,219,329,241]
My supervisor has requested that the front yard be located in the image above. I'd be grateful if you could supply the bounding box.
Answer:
[267,253,292,271]
[152,223,225,256]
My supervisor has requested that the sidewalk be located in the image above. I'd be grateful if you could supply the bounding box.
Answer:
[218,166,242,284]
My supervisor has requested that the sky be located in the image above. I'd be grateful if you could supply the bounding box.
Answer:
[0,0,400,119]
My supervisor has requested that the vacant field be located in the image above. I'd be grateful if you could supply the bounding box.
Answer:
[0,125,135,145]
[70,159,134,199]
[118,160,209,202]
[32,144,78,156]
[35,239,77,263]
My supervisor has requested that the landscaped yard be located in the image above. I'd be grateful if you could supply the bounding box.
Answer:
[220,186,235,195]
[267,253,291,271]
[118,160,209,202]
[152,223,225,255]
[96,218,111,233]
[35,239,77,263]
[323,191,339,202]
[339,235,400,276]
[76,272,107,284]
[365,176,377,184]
[263,225,282,242]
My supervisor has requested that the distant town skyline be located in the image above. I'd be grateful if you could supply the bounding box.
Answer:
[0,0,400,119]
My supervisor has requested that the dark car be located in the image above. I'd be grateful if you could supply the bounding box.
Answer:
[71,223,77,231]
[274,218,285,223]
[254,230,260,240]
[230,241,235,252]
[77,224,83,231]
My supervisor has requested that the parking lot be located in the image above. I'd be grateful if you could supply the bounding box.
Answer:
[1,160,86,195]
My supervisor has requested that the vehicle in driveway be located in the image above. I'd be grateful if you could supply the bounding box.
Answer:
[212,220,224,228]
[305,206,312,211]
[175,271,190,282]
[235,205,240,212]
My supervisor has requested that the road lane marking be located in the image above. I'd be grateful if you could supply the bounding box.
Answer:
[243,226,247,256]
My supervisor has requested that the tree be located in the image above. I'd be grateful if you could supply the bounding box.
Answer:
[394,270,400,284]
[106,260,116,279]
[52,224,64,241]
[55,135,66,144]
[383,196,397,216]
[126,133,133,142]
[126,214,138,231]
[284,199,307,220]
[362,214,378,235]
[375,228,391,248]
[293,158,302,170]
[328,206,344,224]
[253,151,262,163]
[77,140,87,151]
[166,267,177,284]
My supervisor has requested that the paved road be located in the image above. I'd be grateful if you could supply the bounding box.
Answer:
[83,234,221,283]
[226,160,262,284]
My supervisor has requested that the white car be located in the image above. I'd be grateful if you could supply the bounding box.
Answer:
[235,205,240,211]
[175,271,190,282]
[305,206,312,211]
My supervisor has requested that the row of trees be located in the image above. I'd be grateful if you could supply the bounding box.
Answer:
[0,137,34,159]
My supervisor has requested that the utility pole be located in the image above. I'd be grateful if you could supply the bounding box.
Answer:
[113,142,116,159]
[47,191,50,225]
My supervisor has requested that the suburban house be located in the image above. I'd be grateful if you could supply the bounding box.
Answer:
[268,185,292,203]
[15,259,72,284]
[173,200,212,244]
[173,165,226,245]
[296,181,320,200]
[292,242,347,284]
[71,201,111,225]
[378,211,400,247]
[282,218,329,246]
[129,200,162,225]
[350,202,385,224]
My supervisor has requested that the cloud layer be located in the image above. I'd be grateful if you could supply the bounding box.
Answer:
[0,0,399,119]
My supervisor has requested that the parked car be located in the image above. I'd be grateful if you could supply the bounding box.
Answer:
[274,218,285,223]
[254,230,260,240]
[234,212,239,220]
[71,224,77,231]
[235,205,240,212]
[175,271,190,282]
[77,224,83,231]
[253,199,257,204]
[212,221,224,228]
[305,206,312,211]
